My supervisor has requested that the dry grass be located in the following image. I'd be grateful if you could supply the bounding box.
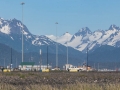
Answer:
[0,83,120,90]
[0,71,120,90]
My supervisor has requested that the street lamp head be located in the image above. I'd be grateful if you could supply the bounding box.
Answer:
[21,2,25,5]
[55,22,58,24]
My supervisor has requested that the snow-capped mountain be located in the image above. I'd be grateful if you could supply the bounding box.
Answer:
[69,25,120,52]
[68,27,92,51]
[47,24,120,52]
[0,18,58,53]
[1,17,120,53]
[0,17,83,58]
[0,17,87,68]
[46,32,72,45]
[1,17,120,67]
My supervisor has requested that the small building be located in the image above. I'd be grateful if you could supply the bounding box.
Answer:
[63,64,73,70]
[19,62,52,71]
[19,62,35,71]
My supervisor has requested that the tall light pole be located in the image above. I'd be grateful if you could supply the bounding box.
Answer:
[47,45,48,69]
[55,22,58,68]
[66,32,68,64]
[47,38,49,69]
[21,2,25,62]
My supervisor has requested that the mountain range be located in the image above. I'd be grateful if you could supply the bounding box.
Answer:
[0,18,85,68]
[47,24,120,53]
[0,17,120,68]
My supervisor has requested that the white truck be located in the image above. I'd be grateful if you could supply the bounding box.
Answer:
[68,66,85,72]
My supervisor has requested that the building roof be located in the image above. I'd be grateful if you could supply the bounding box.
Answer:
[20,62,35,66]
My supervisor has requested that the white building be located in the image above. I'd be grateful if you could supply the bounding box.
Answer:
[63,64,73,70]
[19,62,52,71]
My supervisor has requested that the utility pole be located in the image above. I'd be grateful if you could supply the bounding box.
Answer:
[11,48,12,70]
[16,58,17,68]
[4,58,5,68]
[94,63,95,69]
[86,47,88,70]
[98,63,99,71]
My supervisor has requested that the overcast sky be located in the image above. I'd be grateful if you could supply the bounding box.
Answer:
[0,0,120,36]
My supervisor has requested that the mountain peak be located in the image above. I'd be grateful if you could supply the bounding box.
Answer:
[0,18,30,35]
[63,32,71,36]
[74,27,92,36]
[79,27,91,34]
[0,17,4,20]
[80,27,90,31]
[109,24,120,30]
[11,18,17,21]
